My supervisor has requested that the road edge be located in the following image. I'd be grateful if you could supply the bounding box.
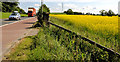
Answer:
[0,17,37,61]
[0,17,35,27]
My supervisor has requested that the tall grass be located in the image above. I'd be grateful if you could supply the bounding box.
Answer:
[5,26,120,61]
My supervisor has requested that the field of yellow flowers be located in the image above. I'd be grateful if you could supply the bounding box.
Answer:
[50,15,119,53]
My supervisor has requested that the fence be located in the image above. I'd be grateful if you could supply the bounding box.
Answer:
[40,12,120,58]
[47,21,120,58]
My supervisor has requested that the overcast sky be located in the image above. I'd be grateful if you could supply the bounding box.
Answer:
[19,0,119,14]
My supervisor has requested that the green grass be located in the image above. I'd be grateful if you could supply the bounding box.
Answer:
[0,12,12,19]
[0,12,28,19]
[4,37,33,60]
[0,12,1,19]
[5,27,74,60]
[21,14,28,17]
[4,26,120,61]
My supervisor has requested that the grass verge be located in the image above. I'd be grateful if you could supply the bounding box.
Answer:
[4,26,120,61]
[0,12,28,19]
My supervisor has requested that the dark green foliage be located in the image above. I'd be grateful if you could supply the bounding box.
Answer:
[66,9,74,15]
[35,4,50,27]
[107,10,115,16]
[99,10,115,16]
[99,10,106,16]
[37,4,50,16]
[1,2,26,13]
[64,9,92,15]
[64,11,67,13]
[0,2,2,11]
[86,12,92,15]
[74,12,83,15]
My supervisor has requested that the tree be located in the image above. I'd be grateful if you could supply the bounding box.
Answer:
[18,7,26,14]
[35,4,50,27]
[107,10,115,16]
[64,11,67,13]
[37,4,50,16]
[74,12,83,15]
[2,2,19,12]
[66,9,74,15]
[2,2,26,13]
[105,11,108,16]
[0,2,2,11]
[86,12,91,15]
[99,10,106,16]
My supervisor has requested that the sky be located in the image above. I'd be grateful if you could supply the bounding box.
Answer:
[18,0,120,14]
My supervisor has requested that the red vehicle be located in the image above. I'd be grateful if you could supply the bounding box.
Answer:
[28,7,36,17]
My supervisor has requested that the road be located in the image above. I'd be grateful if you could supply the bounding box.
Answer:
[0,17,37,61]
[0,17,31,26]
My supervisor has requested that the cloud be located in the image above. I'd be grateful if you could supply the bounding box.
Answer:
[50,3,79,12]
[19,0,97,2]
[19,0,118,14]
[44,0,96,2]
[34,4,40,6]
[62,4,98,13]
[58,3,62,6]
[19,0,119,3]
[93,7,96,9]
[118,1,120,14]
[64,4,78,8]
[36,8,39,10]
[63,3,79,10]
[50,3,100,13]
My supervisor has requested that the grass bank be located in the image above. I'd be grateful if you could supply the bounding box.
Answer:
[4,26,120,61]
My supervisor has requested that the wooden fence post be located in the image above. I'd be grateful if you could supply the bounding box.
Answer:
[43,12,50,27]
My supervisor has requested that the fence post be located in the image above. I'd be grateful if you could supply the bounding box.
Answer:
[43,12,50,27]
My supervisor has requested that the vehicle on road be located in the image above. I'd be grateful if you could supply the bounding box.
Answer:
[9,11,21,20]
[28,7,36,17]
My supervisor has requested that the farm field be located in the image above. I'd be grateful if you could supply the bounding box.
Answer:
[50,15,119,53]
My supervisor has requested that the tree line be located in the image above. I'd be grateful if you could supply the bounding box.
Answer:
[64,9,117,16]
[1,2,26,14]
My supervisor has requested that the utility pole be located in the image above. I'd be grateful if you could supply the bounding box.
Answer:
[41,0,43,14]
[62,2,63,12]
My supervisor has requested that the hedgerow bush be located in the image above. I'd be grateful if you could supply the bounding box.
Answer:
[33,4,50,27]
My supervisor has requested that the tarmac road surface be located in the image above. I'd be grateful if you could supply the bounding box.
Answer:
[0,17,32,26]
[0,17,37,61]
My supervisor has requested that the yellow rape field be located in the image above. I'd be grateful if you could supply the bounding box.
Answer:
[50,15,119,53]
[50,15,118,37]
